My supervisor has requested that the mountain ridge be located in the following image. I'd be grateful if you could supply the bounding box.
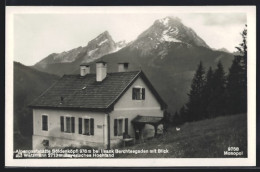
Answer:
[34,31,127,71]
[129,16,210,58]
[31,16,235,113]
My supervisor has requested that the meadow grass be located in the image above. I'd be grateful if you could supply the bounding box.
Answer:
[116,113,247,158]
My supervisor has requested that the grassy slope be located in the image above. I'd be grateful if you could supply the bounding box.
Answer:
[13,62,59,150]
[116,113,247,158]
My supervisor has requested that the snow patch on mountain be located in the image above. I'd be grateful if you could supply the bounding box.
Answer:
[34,31,118,68]
[98,39,108,46]
[159,17,170,26]
[88,48,98,56]
[131,16,210,55]
[160,35,182,43]
[112,40,128,52]
[159,26,181,43]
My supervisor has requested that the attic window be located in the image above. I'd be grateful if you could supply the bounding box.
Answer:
[132,87,145,100]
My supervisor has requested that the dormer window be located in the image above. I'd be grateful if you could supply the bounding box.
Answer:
[132,87,145,100]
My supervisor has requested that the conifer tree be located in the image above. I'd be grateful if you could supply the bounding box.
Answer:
[227,25,247,114]
[202,67,214,118]
[179,106,187,123]
[163,110,171,132]
[172,111,180,126]
[208,61,227,117]
[226,58,244,114]
[186,61,206,121]
[235,24,247,71]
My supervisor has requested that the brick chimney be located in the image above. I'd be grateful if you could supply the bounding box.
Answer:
[96,61,107,82]
[80,64,90,76]
[118,62,129,72]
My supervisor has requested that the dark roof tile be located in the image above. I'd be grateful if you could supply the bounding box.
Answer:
[30,71,140,109]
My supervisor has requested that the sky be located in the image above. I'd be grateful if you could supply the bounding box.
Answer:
[12,8,247,66]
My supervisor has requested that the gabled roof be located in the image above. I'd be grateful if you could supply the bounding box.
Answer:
[29,70,167,111]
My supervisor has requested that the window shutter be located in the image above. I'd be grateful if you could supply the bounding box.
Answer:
[132,88,135,100]
[78,118,82,134]
[90,118,94,135]
[60,116,64,132]
[125,118,128,135]
[71,117,75,133]
[46,116,48,131]
[42,115,48,131]
[142,88,145,100]
[42,116,45,130]
[114,119,118,136]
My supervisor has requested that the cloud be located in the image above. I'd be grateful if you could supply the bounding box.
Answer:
[199,13,247,26]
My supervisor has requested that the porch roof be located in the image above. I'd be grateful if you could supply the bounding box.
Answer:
[132,115,163,125]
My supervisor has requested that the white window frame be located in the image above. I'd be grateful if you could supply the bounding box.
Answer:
[79,116,94,136]
[115,117,127,137]
[133,86,145,100]
[61,115,75,134]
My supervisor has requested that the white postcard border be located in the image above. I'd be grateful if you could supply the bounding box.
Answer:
[5,6,256,167]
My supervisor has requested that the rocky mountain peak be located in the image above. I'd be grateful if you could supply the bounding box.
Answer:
[34,31,118,69]
[87,31,116,49]
[154,16,182,27]
[133,16,210,54]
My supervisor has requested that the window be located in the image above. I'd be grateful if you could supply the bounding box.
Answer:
[132,87,145,100]
[114,118,128,136]
[79,117,94,136]
[79,118,82,134]
[60,116,75,133]
[118,119,123,136]
[84,119,90,135]
[42,115,48,131]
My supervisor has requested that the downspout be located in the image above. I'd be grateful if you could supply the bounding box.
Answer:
[107,113,110,149]
[103,123,105,147]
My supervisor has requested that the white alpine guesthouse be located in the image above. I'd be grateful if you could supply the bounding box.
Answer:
[30,61,167,149]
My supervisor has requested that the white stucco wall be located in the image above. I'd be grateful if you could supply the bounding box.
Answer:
[110,77,164,141]
[33,109,107,149]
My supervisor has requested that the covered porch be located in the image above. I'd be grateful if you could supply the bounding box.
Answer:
[131,115,164,142]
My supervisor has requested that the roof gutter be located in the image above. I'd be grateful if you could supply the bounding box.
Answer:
[28,105,113,112]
